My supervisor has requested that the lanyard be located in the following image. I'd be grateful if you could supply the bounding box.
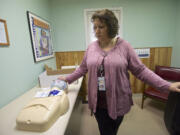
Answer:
[98,57,106,91]
[99,58,105,77]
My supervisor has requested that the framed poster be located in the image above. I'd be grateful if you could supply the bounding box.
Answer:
[0,19,10,46]
[27,11,54,62]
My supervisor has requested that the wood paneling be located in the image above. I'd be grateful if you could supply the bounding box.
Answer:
[55,47,172,94]
[129,47,172,93]
[56,51,84,69]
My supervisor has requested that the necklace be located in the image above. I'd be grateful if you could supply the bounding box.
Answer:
[99,37,117,49]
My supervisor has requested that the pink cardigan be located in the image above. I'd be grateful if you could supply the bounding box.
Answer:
[66,37,171,119]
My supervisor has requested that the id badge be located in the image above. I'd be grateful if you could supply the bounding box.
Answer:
[98,77,106,91]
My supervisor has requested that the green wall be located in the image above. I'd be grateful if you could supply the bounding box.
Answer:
[172,0,180,67]
[0,0,180,109]
[0,0,56,108]
[51,0,176,52]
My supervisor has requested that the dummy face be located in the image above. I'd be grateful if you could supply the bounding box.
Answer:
[93,18,109,42]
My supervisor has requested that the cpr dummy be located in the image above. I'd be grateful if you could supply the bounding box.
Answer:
[16,80,69,132]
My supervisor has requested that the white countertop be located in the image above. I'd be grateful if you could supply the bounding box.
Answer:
[0,77,83,135]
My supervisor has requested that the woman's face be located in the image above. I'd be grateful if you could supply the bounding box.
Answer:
[93,18,109,41]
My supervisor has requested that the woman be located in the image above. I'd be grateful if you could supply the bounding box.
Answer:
[58,9,180,135]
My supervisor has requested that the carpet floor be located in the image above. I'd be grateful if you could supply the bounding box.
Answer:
[65,94,169,135]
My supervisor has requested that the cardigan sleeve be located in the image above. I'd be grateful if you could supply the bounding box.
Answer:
[126,42,171,91]
[65,48,88,84]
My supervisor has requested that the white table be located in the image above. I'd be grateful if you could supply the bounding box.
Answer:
[0,77,83,135]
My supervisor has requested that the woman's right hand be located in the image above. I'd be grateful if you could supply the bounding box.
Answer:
[57,76,67,82]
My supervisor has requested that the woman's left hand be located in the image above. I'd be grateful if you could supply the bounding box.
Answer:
[169,82,180,92]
